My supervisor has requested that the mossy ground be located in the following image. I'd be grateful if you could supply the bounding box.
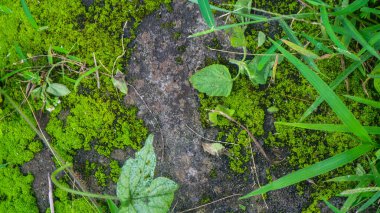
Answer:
[198,0,379,211]
[0,0,169,212]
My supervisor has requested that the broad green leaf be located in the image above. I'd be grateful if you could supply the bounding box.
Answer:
[234,0,252,23]
[198,0,216,28]
[344,95,380,109]
[20,0,38,29]
[240,144,373,199]
[112,70,128,95]
[117,135,178,213]
[282,39,319,59]
[257,31,266,47]
[270,39,372,144]
[299,52,372,122]
[229,27,247,48]
[208,105,235,125]
[332,0,369,16]
[74,66,100,91]
[190,64,233,97]
[246,56,272,85]
[357,191,380,212]
[275,122,380,135]
[46,83,71,97]
[320,6,360,61]
[341,17,380,60]
[0,5,12,14]
[326,174,374,182]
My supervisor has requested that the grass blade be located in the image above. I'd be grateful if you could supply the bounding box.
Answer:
[270,39,372,143]
[276,122,380,135]
[299,52,372,121]
[344,95,380,109]
[341,187,380,195]
[20,0,38,29]
[301,33,334,54]
[326,174,374,182]
[320,6,360,61]
[74,66,100,91]
[282,39,319,59]
[332,0,369,16]
[0,5,12,14]
[357,191,380,212]
[240,144,373,199]
[341,180,371,212]
[279,19,321,72]
[198,0,216,28]
[341,17,380,60]
[323,200,341,213]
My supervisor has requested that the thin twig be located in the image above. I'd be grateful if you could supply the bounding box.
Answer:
[178,194,242,213]
[185,124,238,145]
[248,143,268,209]
[209,110,272,163]
[48,173,54,213]
[93,53,100,89]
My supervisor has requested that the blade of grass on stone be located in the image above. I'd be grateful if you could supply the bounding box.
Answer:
[240,144,373,198]
[20,0,38,29]
[342,16,380,60]
[357,191,380,212]
[271,38,372,143]
[323,200,341,213]
[301,33,334,54]
[344,95,380,109]
[198,0,216,28]
[299,52,372,121]
[279,19,321,72]
[276,122,380,135]
[74,66,100,91]
[320,6,360,61]
[282,39,319,59]
[332,0,369,16]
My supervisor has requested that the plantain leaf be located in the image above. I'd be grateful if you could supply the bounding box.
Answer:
[190,64,233,97]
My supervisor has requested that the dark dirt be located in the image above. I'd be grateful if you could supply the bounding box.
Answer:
[21,1,313,212]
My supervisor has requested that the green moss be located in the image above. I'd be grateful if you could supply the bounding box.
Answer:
[95,167,107,187]
[0,166,38,212]
[110,160,121,183]
[175,56,184,65]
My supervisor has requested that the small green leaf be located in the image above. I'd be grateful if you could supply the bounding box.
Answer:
[190,64,233,97]
[208,105,235,125]
[0,5,12,14]
[52,46,69,55]
[117,135,178,213]
[74,66,100,91]
[267,106,278,113]
[112,71,128,95]
[229,27,247,48]
[234,0,252,23]
[107,199,119,213]
[46,83,71,97]
[22,71,40,84]
[0,163,8,169]
[198,0,216,28]
[202,143,225,156]
[257,31,266,47]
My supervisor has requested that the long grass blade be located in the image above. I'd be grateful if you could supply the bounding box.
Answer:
[301,33,334,54]
[20,0,38,29]
[299,52,372,121]
[0,5,12,14]
[332,0,369,16]
[198,0,216,28]
[276,122,380,135]
[357,191,380,212]
[326,174,374,182]
[282,39,319,59]
[320,6,360,61]
[270,39,372,143]
[341,180,371,212]
[342,17,380,60]
[323,200,341,213]
[341,187,380,195]
[74,66,100,91]
[344,95,380,109]
[240,144,373,198]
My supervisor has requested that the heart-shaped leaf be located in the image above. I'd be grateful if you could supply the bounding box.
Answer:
[117,135,178,213]
[190,64,233,97]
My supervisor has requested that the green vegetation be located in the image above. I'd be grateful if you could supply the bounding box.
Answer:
[191,0,380,211]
